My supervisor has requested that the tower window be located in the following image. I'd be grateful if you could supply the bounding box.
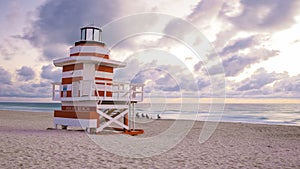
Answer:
[81,29,86,40]
[94,30,100,41]
[86,28,93,40]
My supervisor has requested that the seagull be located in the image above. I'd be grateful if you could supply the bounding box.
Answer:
[136,112,140,118]
[141,113,145,118]
[146,114,149,119]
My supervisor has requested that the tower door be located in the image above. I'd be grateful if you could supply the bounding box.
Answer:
[81,80,93,96]
[72,82,80,97]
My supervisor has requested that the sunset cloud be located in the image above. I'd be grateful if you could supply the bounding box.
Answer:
[226,0,300,31]
[0,0,299,100]
[16,66,35,81]
[0,67,12,85]
[41,64,61,82]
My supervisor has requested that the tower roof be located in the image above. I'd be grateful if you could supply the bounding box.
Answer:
[80,24,102,32]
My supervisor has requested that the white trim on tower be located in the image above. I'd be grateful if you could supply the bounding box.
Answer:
[95,71,113,79]
[62,70,84,78]
[70,46,109,55]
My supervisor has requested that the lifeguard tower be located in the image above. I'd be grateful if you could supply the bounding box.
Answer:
[51,25,144,135]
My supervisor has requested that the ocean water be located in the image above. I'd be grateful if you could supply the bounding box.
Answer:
[135,103,300,126]
[0,102,299,126]
[0,102,61,113]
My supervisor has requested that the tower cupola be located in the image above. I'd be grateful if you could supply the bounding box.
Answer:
[80,25,102,42]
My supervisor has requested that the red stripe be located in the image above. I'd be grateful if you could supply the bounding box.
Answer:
[62,77,83,84]
[95,91,112,97]
[95,65,113,73]
[54,110,99,119]
[61,91,72,97]
[95,77,112,81]
[63,64,83,72]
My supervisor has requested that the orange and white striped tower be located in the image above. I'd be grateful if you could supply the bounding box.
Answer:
[52,25,144,135]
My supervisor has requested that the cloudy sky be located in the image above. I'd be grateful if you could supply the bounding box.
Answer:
[0,0,300,102]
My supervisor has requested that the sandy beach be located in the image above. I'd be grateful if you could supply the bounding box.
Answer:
[0,110,299,168]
